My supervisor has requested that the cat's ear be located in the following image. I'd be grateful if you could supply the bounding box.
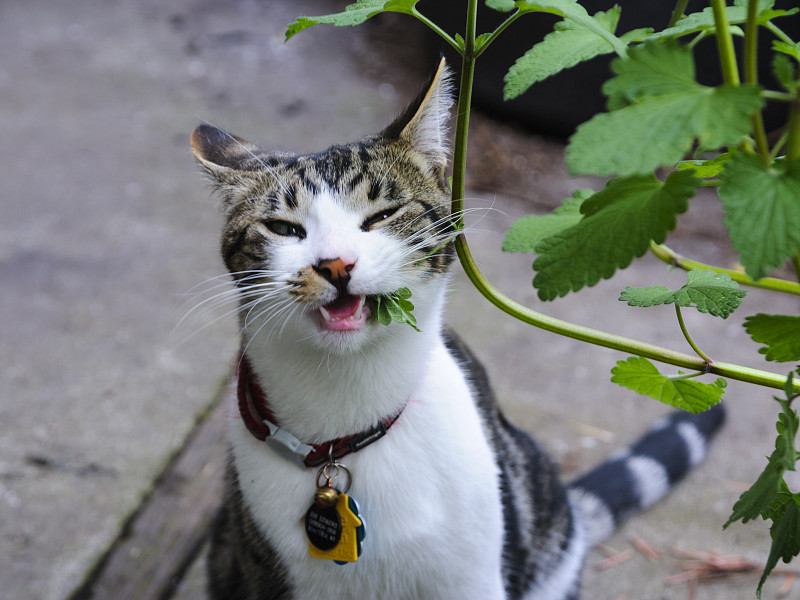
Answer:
[191,124,262,177]
[383,58,453,171]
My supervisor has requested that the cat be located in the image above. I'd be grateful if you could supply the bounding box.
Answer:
[191,59,724,600]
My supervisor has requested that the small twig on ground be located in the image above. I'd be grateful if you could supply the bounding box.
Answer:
[630,536,661,562]
[594,548,634,570]
[667,548,760,585]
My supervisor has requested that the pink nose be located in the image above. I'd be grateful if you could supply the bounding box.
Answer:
[314,258,355,292]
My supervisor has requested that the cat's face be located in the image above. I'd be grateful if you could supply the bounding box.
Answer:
[192,61,454,353]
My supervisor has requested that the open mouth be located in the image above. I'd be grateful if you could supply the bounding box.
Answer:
[318,294,371,331]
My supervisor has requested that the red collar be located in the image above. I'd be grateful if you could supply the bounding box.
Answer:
[237,356,403,468]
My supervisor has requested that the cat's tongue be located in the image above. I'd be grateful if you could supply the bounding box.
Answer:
[318,294,369,331]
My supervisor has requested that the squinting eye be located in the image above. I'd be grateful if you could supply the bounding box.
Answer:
[265,220,306,239]
[361,207,399,231]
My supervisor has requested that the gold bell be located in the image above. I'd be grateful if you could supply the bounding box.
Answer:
[314,486,339,508]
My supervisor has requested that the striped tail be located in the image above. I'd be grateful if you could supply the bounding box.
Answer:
[567,403,725,545]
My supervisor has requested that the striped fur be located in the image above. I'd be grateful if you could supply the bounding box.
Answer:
[193,60,724,599]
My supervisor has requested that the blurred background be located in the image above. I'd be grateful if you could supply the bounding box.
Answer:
[2,1,799,599]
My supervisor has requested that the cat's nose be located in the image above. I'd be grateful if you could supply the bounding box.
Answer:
[314,257,355,293]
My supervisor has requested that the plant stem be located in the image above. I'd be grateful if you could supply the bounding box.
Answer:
[454,236,797,392]
[786,97,800,163]
[447,0,799,395]
[668,0,690,28]
[675,305,714,364]
[410,7,462,52]
[650,242,800,296]
[793,254,800,283]
[711,0,740,85]
[450,0,477,224]
[474,9,522,57]
[762,90,796,103]
[744,0,770,163]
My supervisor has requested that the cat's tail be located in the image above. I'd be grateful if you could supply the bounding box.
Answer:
[567,403,725,546]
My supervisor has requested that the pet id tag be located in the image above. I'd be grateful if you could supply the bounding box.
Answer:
[304,461,366,563]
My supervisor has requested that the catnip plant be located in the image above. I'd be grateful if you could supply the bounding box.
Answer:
[286,1,800,594]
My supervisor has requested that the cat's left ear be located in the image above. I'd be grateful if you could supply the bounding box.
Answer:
[385,58,453,172]
[191,124,263,177]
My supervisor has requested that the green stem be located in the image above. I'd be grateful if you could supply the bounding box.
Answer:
[667,371,704,382]
[786,97,800,163]
[668,0,690,28]
[711,0,740,85]
[675,305,714,364]
[410,7,463,52]
[451,0,477,224]
[762,90,797,103]
[650,242,800,296]
[745,0,770,163]
[793,254,800,283]
[766,21,796,46]
[474,9,522,57]
[455,236,797,392]
[446,0,799,395]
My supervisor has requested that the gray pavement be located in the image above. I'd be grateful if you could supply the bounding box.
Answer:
[2,1,797,599]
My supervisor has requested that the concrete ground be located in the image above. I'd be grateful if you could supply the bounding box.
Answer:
[1,0,797,599]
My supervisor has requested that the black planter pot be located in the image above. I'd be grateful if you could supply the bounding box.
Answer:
[422,1,799,138]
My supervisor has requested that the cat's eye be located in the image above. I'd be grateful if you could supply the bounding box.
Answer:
[265,220,306,239]
[361,207,399,232]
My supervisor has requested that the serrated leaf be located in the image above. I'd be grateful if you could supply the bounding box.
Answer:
[718,153,800,281]
[285,0,419,41]
[744,314,800,362]
[774,40,800,62]
[619,269,746,318]
[375,287,419,331]
[648,6,746,40]
[725,460,784,527]
[759,491,800,597]
[504,8,622,100]
[676,153,731,178]
[566,42,763,176]
[532,171,697,300]
[611,356,726,414]
[502,190,589,253]
[648,4,795,42]
[773,49,800,93]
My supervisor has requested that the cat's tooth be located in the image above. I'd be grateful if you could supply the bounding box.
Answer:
[319,306,332,322]
[354,295,365,320]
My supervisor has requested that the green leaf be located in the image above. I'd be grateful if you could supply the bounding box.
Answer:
[285,0,419,41]
[774,40,800,62]
[510,1,628,56]
[566,41,764,176]
[676,153,731,178]
[725,461,784,527]
[718,153,800,281]
[773,50,800,94]
[744,314,800,362]
[502,190,588,253]
[619,269,746,318]
[486,0,516,12]
[374,287,420,331]
[648,4,795,41]
[504,7,630,100]
[532,170,698,300]
[610,356,726,414]
[760,494,800,597]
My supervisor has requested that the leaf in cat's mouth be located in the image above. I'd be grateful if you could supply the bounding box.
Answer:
[318,294,370,331]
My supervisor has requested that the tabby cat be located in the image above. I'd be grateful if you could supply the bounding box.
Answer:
[191,60,724,600]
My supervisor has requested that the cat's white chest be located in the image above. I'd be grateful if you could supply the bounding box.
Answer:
[229,341,507,600]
